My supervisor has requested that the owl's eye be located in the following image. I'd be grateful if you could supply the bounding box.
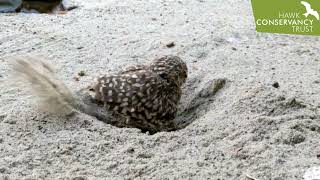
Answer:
[89,88,95,91]
[159,73,168,80]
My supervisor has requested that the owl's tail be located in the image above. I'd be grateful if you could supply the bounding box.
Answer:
[10,56,77,116]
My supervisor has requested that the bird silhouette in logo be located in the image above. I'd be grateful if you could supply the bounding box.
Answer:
[301,1,320,20]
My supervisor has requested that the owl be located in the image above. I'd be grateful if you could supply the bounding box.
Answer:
[92,56,188,133]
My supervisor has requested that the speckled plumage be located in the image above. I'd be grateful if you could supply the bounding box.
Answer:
[93,56,188,133]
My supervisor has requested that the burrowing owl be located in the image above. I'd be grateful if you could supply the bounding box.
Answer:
[92,56,188,133]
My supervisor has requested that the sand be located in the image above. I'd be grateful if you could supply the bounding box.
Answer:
[0,0,320,179]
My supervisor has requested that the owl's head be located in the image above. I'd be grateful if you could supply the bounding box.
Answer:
[150,56,188,87]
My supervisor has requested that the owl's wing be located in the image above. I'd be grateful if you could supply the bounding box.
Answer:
[97,70,169,120]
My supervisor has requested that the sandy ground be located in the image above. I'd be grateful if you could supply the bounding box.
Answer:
[1,0,320,179]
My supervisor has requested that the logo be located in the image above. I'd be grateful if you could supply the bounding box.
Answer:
[251,0,320,36]
[301,1,319,20]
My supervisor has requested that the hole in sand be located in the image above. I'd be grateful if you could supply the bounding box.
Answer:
[76,77,229,135]
[175,77,228,130]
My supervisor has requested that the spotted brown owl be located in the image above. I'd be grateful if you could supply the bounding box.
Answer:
[92,56,188,133]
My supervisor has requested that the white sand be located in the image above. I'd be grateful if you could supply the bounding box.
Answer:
[1,0,320,179]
